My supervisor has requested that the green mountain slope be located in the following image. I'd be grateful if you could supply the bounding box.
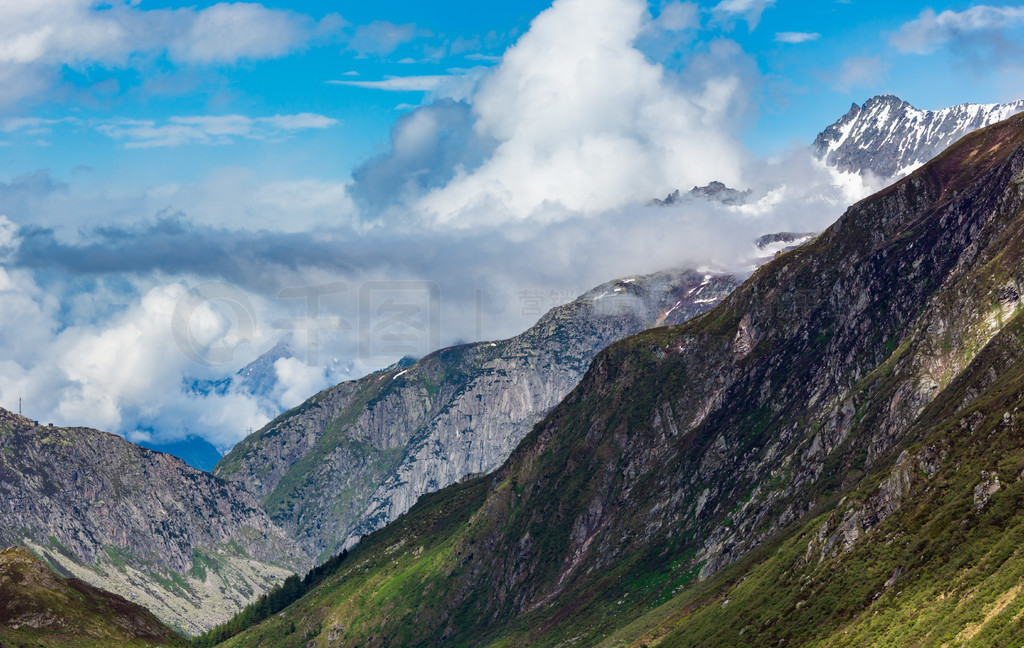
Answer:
[211,111,1024,647]
[0,546,184,648]
[600,301,1024,647]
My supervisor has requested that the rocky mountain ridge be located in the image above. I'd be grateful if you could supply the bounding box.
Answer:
[651,181,751,206]
[0,408,310,635]
[815,93,1024,178]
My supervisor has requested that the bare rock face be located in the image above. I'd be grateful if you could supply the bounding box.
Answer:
[215,268,741,559]
[0,409,310,635]
[973,471,1001,512]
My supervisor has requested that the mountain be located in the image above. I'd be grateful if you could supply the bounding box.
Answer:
[156,336,357,471]
[0,408,310,635]
[213,111,1024,647]
[815,93,1024,178]
[236,335,297,399]
[651,181,751,206]
[214,268,741,560]
[0,546,184,648]
[151,337,302,472]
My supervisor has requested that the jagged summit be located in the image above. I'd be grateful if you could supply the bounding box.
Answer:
[814,93,1024,178]
[236,334,297,398]
[651,180,751,206]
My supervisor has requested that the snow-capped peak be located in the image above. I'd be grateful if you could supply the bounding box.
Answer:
[814,94,1024,180]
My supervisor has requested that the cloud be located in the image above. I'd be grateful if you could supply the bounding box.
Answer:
[464,53,503,62]
[272,357,329,411]
[0,1,336,66]
[0,215,21,261]
[712,0,776,30]
[331,75,452,92]
[653,2,701,32]
[0,278,277,449]
[0,141,877,452]
[350,100,494,210]
[890,6,1024,55]
[0,0,885,454]
[0,1,342,108]
[775,31,820,44]
[328,67,489,102]
[403,0,748,226]
[94,112,338,148]
[170,3,343,64]
[834,55,888,92]
[0,167,354,235]
[1,117,74,134]
[348,21,418,56]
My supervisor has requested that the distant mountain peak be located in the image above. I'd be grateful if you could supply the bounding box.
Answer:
[651,181,751,207]
[814,94,1024,179]
[236,334,297,398]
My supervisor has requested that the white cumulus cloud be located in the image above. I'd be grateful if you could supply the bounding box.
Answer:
[0,277,281,450]
[170,2,339,64]
[412,0,747,226]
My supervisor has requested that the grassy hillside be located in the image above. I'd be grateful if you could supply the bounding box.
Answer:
[0,546,185,648]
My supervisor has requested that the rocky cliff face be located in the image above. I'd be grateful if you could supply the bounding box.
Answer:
[217,113,1024,648]
[0,409,309,635]
[815,94,1024,178]
[214,268,740,559]
[0,545,183,647]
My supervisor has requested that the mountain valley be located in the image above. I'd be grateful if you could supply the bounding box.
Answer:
[4,96,1024,648]
[204,110,1024,647]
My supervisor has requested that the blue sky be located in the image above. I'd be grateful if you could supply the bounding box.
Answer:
[3,1,1022,182]
[2,0,1024,454]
